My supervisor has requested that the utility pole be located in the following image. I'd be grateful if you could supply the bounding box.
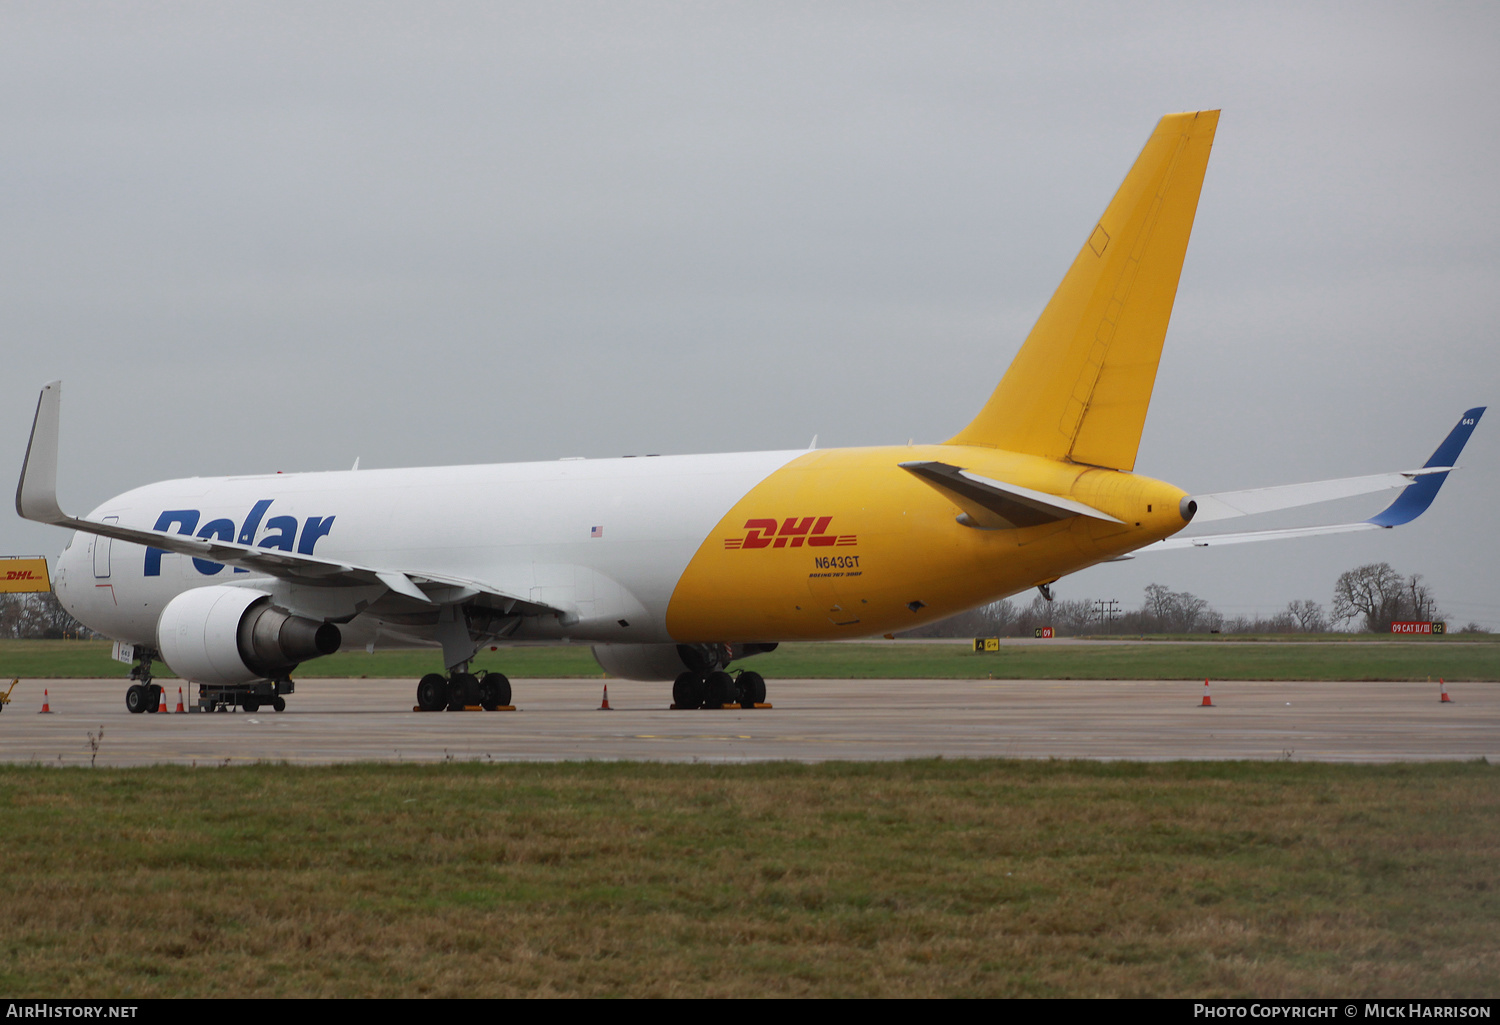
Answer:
[1094,599,1121,634]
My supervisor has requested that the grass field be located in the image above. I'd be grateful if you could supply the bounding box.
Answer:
[0,759,1494,997]
[2,636,1495,682]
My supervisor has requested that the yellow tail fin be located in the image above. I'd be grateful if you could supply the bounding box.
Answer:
[947,110,1219,471]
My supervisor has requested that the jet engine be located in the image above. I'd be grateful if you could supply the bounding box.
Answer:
[156,585,341,686]
[590,642,777,681]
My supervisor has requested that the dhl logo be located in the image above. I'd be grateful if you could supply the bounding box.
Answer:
[723,517,857,550]
[0,557,50,593]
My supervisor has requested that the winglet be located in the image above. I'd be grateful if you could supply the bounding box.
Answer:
[16,381,67,525]
[1366,407,1484,527]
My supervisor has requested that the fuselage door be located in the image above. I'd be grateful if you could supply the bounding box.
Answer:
[92,517,118,579]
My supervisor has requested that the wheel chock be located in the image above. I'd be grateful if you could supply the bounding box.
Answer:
[412,704,517,712]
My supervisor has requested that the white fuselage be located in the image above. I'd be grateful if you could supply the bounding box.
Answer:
[55,449,804,652]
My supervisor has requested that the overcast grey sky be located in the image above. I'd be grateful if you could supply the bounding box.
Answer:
[3,2,1497,628]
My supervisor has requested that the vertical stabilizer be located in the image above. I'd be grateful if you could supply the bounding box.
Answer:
[947,110,1219,470]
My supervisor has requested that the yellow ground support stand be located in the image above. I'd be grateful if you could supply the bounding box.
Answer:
[0,679,18,713]
[0,557,51,593]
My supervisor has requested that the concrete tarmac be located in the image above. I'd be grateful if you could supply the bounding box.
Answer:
[1,677,1495,766]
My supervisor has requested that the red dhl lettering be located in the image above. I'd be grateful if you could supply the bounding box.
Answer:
[6,571,35,580]
[723,516,856,550]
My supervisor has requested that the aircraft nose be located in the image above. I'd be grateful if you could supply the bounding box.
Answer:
[54,531,88,612]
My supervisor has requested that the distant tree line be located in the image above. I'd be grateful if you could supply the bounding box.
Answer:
[0,593,97,639]
[0,561,1483,640]
[901,562,1485,638]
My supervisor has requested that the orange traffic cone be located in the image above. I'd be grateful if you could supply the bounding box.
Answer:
[599,685,612,710]
[1441,679,1452,703]
[175,687,186,713]
[1200,679,1213,707]
[158,688,169,713]
[39,688,52,713]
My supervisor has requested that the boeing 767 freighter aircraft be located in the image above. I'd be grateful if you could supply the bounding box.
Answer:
[15,110,1486,714]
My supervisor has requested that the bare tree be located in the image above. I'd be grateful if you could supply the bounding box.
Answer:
[1138,583,1221,633]
[899,597,1018,638]
[1286,599,1328,633]
[1332,563,1443,632]
[0,593,95,639]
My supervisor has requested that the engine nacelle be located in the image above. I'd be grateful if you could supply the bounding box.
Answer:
[591,642,778,681]
[591,643,697,681]
[157,585,341,686]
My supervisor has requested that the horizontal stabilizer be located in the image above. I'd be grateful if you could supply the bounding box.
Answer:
[899,460,1123,529]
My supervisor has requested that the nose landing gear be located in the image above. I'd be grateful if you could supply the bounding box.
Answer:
[124,649,162,714]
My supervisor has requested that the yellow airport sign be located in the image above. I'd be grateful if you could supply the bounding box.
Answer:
[0,556,51,593]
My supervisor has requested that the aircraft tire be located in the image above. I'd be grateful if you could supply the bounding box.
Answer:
[672,671,705,710]
[736,671,766,707]
[705,671,737,708]
[125,684,149,714]
[271,696,286,712]
[417,673,448,712]
[448,672,479,711]
[480,672,511,710]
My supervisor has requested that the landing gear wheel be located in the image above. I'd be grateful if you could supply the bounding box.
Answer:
[736,670,766,708]
[271,696,286,713]
[242,696,260,713]
[673,671,706,710]
[125,684,149,714]
[448,672,478,711]
[144,684,163,713]
[705,671,737,708]
[417,673,448,712]
[479,672,511,710]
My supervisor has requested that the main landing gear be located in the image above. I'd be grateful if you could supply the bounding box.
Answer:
[672,669,767,710]
[415,668,512,712]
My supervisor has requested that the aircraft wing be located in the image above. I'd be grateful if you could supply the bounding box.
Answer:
[15,381,551,614]
[1128,407,1484,555]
